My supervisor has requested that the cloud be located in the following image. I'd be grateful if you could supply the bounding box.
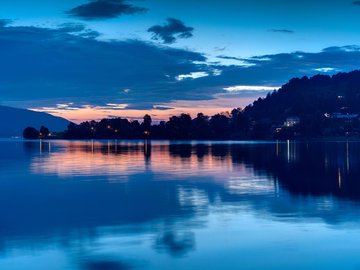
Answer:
[217,55,243,61]
[0,19,13,28]
[153,105,174,110]
[57,22,101,39]
[268,29,294,34]
[57,22,86,32]
[216,55,255,67]
[176,72,209,81]
[0,25,209,110]
[214,46,226,52]
[211,46,360,89]
[313,67,338,73]
[2,24,360,120]
[353,0,360,5]
[66,0,147,20]
[223,85,279,92]
[148,18,194,44]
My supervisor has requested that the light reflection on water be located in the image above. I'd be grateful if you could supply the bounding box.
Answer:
[1,140,360,269]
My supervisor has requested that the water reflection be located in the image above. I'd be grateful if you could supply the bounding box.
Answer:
[29,140,360,198]
[1,140,360,269]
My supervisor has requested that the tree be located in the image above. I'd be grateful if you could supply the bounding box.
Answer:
[142,114,152,138]
[23,127,39,139]
[192,113,210,139]
[39,126,50,138]
[210,113,230,138]
[143,114,152,128]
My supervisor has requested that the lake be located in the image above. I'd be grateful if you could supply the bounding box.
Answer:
[1,139,360,270]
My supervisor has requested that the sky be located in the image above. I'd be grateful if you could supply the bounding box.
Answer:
[2,0,360,122]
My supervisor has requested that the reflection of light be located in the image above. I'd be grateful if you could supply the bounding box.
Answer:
[287,140,290,163]
[324,155,328,171]
[346,142,350,173]
[284,141,297,162]
[338,168,342,189]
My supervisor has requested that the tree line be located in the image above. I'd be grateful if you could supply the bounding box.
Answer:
[57,109,252,140]
[23,70,360,140]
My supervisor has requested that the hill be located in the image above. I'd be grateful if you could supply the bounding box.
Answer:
[244,70,360,137]
[0,105,70,138]
[245,70,360,121]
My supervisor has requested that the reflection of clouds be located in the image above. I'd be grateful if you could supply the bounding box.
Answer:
[3,140,360,269]
[226,176,276,195]
[32,141,152,180]
[81,259,132,270]
[30,141,255,183]
[178,187,209,208]
[155,231,195,257]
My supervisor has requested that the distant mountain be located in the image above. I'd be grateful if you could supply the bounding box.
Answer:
[0,105,70,137]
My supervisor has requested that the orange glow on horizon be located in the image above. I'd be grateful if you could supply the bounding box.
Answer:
[31,96,262,124]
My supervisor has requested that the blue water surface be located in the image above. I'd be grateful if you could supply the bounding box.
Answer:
[0,139,360,270]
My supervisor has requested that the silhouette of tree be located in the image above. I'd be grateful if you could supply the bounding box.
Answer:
[23,127,39,139]
[210,113,230,139]
[192,113,211,139]
[39,126,50,138]
[143,114,152,128]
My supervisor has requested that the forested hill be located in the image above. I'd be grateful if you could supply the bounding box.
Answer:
[244,70,360,123]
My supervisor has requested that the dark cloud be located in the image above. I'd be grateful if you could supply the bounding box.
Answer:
[268,29,294,34]
[0,19,13,28]
[155,231,195,257]
[58,22,87,33]
[0,25,208,109]
[322,45,360,52]
[209,46,360,88]
[153,105,174,110]
[112,103,175,111]
[148,18,194,44]
[217,55,243,61]
[58,22,101,39]
[79,29,101,39]
[2,24,360,112]
[66,0,147,20]
[353,0,360,5]
[214,46,227,52]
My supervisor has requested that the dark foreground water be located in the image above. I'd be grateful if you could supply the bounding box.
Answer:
[1,139,360,270]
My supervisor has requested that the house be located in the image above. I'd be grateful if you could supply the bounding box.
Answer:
[324,113,359,119]
[284,116,300,127]
[271,124,283,133]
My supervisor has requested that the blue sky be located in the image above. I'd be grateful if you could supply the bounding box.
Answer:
[1,0,360,122]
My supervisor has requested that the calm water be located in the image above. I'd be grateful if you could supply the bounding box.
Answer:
[1,139,360,270]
